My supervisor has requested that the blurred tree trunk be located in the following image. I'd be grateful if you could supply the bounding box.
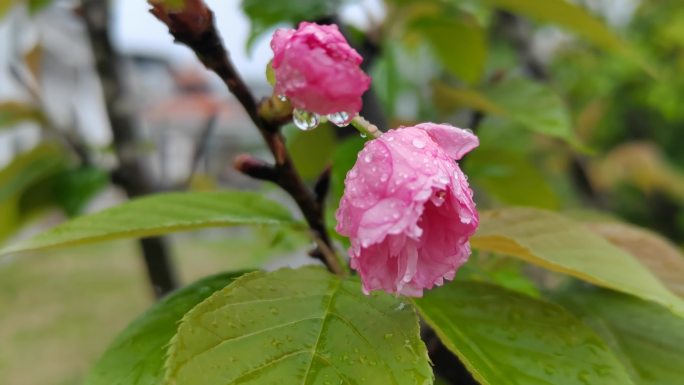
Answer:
[81,0,178,299]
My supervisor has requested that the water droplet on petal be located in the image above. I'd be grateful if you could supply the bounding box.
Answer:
[464,128,474,134]
[327,111,353,127]
[364,154,373,163]
[412,138,426,149]
[293,109,320,131]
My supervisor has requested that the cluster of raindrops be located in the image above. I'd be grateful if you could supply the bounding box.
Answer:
[292,108,355,131]
[279,96,354,131]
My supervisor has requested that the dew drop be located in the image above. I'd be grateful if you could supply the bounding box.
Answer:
[464,128,474,134]
[327,111,353,127]
[293,109,320,131]
[277,94,287,102]
[411,138,426,149]
[360,132,367,138]
[364,154,373,163]
[384,333,393,340]
[380,173,389,182]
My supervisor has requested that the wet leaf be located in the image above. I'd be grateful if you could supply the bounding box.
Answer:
[166,267,432,385]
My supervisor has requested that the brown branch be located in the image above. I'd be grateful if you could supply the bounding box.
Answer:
[82,0,178,299]
[150,2,343,275]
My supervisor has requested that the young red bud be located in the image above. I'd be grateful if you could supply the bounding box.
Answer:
[148,0,212,38]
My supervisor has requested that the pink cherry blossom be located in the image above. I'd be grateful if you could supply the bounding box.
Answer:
[270,22,371,116]
[335,123,479,297]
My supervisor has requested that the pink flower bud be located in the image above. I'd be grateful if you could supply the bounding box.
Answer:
[270,22,371,116]
[335,123,479,297]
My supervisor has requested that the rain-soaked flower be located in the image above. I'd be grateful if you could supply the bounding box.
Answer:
[270,22,371,124]
[335,123,479,297]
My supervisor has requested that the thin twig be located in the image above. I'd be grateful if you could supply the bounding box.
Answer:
[184,113,217,188]
[150,2,343,275]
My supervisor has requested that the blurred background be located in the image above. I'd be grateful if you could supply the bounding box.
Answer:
[1,0,683,384]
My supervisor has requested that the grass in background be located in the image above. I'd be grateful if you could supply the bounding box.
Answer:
[0,227,308,385]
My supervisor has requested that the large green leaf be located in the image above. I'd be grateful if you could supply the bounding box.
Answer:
[165,267,432,385]
[414,281,634,385]
[85,271,249,385]
[471,208,684,316]
[584,221,684,297]
[2,190,301,255]
[554,286,684,385]
[434,78,581,145]
[466,147,559,209]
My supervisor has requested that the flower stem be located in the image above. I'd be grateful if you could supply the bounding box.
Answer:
[350,115,382,139]
[150,0,344,277]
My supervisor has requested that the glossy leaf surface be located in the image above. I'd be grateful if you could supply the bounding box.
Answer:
[555,286,684,385]
[2,191,300,255]
[414,281,635,385]
[166,267,432,385]
[471,208,684,316]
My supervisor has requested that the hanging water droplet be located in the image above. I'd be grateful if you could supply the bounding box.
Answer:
[464,128,474,134]
[292,109,320,131]
[327,111,352,127]
[277,94,287,101]
[359,132,367,138]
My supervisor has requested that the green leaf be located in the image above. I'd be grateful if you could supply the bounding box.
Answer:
[434,78,584,146]
[165,267,432,385]
[584,221,684,297]
[471,208,684,316]
[0,0,13,19]
[414,281,635,385]
[466,147,559,209]
[0,144,66,203]
[554,286,684,385]
[265,59,275,86]
[241,0,342,50]
[53,166,109,217]
[85,271,249,385]
[0,144,68,242]
[410,15,487,84]
[481,0,652,73]
[2,190,301,255]
[0,101,44,129]
[27,0,52,14]
[483,77,575,142]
